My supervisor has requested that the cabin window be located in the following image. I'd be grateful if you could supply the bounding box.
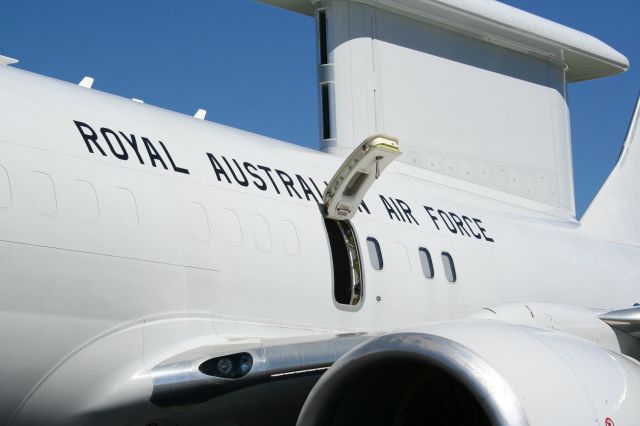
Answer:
[321,84,333,140]
[188,202,210,242]
[31,171,57,216]
[324,219,362,306]
[318,9,329,65]
[367,237,383,270]
[419,247,434,278]
[218,208,243,247]
[0,164,11,208]
[251,214,272,251]
[442,252,457,283]
[279,220,300,256]
[114,187,139,229]
[75,179,100,223]
[391,242,410,275]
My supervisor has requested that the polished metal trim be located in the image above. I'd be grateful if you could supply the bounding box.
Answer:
[336,221,362,305]
[297,332,529,426]
[149,333,372,408]
[600,306,640,337]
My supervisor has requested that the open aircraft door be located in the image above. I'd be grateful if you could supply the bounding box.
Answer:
[323,135,401,221]
[322,135,400,307]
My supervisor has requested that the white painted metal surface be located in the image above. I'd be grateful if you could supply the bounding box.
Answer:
[582,94,640,243]
[406,320,640,425]
[286,0,610,217]
[261,0,629,80]
[0,1,639,424]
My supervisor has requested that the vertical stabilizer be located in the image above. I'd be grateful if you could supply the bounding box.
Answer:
[581,95,640,243]
[261,0,628,217]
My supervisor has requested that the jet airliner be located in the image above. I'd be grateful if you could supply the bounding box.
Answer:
[1,0,639,425]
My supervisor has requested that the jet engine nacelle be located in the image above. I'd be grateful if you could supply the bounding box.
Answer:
[297,320,640,426]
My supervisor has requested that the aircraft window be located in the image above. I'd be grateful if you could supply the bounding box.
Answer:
[325,219,362,306]
[115,187,139,229]
[188,202,210,242]
[367,237,383,270]
[75,180,100,223]
[279,220,300,256]
[318,9,329,65]
[321,84,333,140]
[442,252,457,282]
[251,214,272,251]
[218,208,243,247]
[419,247,434,278]
[391,242,410,275]
[0,164,11,208]
[31,171,57,216]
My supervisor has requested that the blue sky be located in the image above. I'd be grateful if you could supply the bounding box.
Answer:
[1,1,638,217]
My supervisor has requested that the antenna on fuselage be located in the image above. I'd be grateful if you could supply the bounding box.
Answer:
[78,76,94,88]
[194,109,207,120]
[0,55,18,66]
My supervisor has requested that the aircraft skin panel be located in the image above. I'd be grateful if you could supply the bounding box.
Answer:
[261,0,629,80]
[0,65,638,323]
[1,60,639,422]
[0,65,574,219]
[320,1,579,215]
[581,94,640,244]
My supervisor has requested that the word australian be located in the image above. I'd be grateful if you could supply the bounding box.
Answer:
[74,121,491,241]
[72,120,370,212]
[206,153,371,213]
[209,151,493,243]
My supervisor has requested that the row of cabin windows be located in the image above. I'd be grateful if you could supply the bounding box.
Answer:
[0,165,302,256]
[366,237,457,283]
[0,165,140,228]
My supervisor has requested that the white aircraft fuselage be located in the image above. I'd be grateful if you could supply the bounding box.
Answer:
[2,0,640,421]
[0,59,638,424]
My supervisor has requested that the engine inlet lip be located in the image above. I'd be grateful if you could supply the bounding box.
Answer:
[297,332,529,426]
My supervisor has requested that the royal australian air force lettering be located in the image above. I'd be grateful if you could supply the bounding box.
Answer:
[74,120,190,175]
[73,120,494,243]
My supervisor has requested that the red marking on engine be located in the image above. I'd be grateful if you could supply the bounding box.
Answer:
[605,417,614,426]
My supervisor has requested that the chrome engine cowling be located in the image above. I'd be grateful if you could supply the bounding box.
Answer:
[297,320,640,426]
